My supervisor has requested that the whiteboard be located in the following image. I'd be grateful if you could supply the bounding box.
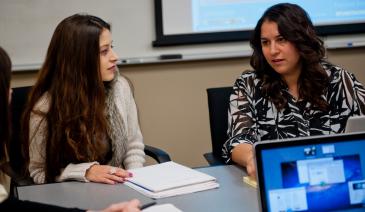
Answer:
[0,0,251,71]
[0,0,364,71]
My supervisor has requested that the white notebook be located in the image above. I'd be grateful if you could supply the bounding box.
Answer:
[125,161,219,199]
[142,203,182,212]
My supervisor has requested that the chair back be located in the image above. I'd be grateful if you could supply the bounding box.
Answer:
[205,86,233,165]
[9,86,32,174]
[5,86,34,197]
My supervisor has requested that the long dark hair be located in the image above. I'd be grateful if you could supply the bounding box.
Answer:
[250,3,329,111]
[22,14,111,182]
[0,46,12,165]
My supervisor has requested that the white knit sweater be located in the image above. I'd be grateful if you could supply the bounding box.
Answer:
[28,76,145,184]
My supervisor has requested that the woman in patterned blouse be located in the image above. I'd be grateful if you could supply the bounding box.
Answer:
[222,3,365,179]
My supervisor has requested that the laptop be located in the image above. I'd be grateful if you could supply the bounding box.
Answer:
[345,116,365,133]
[254,133,365,212]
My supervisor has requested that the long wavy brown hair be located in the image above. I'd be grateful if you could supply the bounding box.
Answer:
[0,46,12,165]
[250,3,329,111]
[22,14,111,182]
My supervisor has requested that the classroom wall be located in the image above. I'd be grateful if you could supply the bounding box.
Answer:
[11,47,365,167]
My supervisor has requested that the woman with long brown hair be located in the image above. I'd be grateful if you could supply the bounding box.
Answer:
[0,46,142,211]
[223,3,365,179]
[23,14,145,184]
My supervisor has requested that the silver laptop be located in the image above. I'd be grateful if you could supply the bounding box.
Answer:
[345,116,365,133]
[254,133,365,212]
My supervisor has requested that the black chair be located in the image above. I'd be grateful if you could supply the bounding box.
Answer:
[204,86,233,166]
[5,86,171,193]
[144,145,171,163]
[9,87,32,183]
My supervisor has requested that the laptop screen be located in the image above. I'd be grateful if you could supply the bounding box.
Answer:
[255,133,365,212]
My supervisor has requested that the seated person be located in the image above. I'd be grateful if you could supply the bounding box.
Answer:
[22,14,145,184]
[0,46,141,211]
[222,3,365,179]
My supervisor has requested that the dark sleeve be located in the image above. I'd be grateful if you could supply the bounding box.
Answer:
[0,197,86,212]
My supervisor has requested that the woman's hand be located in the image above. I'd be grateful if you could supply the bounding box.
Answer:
[85,164,133,184]
[245,153,256,180]
[232,143,257,179]
[87,199,141,212]
[101,199,141,212]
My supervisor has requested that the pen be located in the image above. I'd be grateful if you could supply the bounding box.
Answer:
[140,201,157,210]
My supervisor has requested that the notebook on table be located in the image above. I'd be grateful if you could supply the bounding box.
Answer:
[254,133,365,212]
[125,161,219,199]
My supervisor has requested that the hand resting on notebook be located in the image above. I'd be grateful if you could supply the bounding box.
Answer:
[86,165,133,184]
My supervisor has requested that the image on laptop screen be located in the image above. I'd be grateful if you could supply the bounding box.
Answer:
[255,133,365,212]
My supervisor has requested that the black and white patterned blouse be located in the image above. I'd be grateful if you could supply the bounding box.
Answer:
[222,61,365,163]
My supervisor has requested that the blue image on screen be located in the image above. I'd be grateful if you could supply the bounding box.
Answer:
[192,0,365,33]
[281,154,362,211]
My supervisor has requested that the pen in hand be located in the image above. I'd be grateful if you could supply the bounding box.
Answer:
[140,201,157,210]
